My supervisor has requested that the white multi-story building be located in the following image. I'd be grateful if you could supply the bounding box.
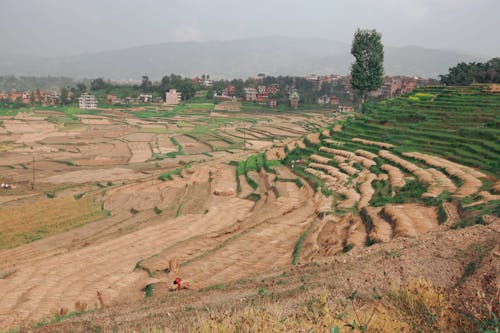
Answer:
[78,93,97,109]
[165,89,182,105]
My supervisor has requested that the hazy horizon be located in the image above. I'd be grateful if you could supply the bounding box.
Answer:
[0,0,499,59]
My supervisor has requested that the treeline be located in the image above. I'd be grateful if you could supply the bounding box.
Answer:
[89,74,350,104]
[1,73,351,106]
[439,57,499,85]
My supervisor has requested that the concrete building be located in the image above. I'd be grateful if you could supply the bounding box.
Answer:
[78,93,97,109]
[318,95,330,105]
[338,105,354,112]
[244,87,257,102]
[290,91,300,109]
[106,95,118,104]
[138,94,153,103]
[202,78,213,87]
[165,89,182,105]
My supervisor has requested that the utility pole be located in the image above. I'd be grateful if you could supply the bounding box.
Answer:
[243,126,246,151]
[32,155,35,190]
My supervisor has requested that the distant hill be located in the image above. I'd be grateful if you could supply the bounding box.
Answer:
[0,37,483,80]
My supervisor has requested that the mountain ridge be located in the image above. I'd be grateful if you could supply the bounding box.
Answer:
[0,36,483,80]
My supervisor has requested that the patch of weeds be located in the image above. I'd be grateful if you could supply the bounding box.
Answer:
[73,192,85,200]
[342,243,354,253]
[175,203,184,217]
[45,191,56,199]
[158,163,191,181]
[245,193,261,202]
[130,208,139,215]
[437,204,447,224]
[154,206,162,215]
[134,259,144,271]
[292,221,316,265]
[55,160,75,166]
[31,309,90,329]
[143,283,155,298]
[245,173,259,190]
[258,287,267,296]
[352,162,364,171]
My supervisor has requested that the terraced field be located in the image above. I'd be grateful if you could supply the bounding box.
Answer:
[0,87,498,332]
[0,103,338,329]
[271,86,499,262]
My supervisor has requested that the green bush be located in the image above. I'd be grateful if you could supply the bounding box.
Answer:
[143,284,155,298]
[438,204,447,224]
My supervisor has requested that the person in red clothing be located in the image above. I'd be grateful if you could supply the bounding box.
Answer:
[173,277,182,290]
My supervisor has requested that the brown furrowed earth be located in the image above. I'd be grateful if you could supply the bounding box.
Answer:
[0,99,498,333]
[0,106,339,330]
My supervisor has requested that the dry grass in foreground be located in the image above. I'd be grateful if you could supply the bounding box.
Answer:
[186,279,451,333]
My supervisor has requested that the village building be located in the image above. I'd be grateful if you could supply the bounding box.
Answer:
[290,91,300,109]
[106,94,118,104]
[338,105,354,112]
[317,95,330,105]
[165,89,182,105]
[318,95,339,105]
[79,93,97,109]
[244,87,257,102]
[202,78,213,87]
[43,91,61,105]
[268,99,277,108]
[267,84,279,94]
[138,94,153,103]
[125,96,136,104]
[222,85,235,97]
[330,96,339,104]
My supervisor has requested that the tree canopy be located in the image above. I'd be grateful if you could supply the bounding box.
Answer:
[439,58,500,85]
[350,29,384,104]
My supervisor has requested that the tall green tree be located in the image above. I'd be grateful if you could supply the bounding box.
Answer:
[60,88,69,105]
[350,29,384,106]
[90,78,107,91]
[140,75,153,92]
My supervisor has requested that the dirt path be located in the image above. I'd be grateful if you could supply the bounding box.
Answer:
[443,202,460,226]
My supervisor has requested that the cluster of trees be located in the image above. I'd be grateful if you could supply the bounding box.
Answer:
[439,58,500,85]
[87,75,198,101]
[85,74,352,105]
[205,76,349,104]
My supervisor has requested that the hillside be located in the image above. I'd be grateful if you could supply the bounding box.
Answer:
[0,37,483,79]
[0,86,498,332]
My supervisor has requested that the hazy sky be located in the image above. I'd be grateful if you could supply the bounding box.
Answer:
[1,0,498,58]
